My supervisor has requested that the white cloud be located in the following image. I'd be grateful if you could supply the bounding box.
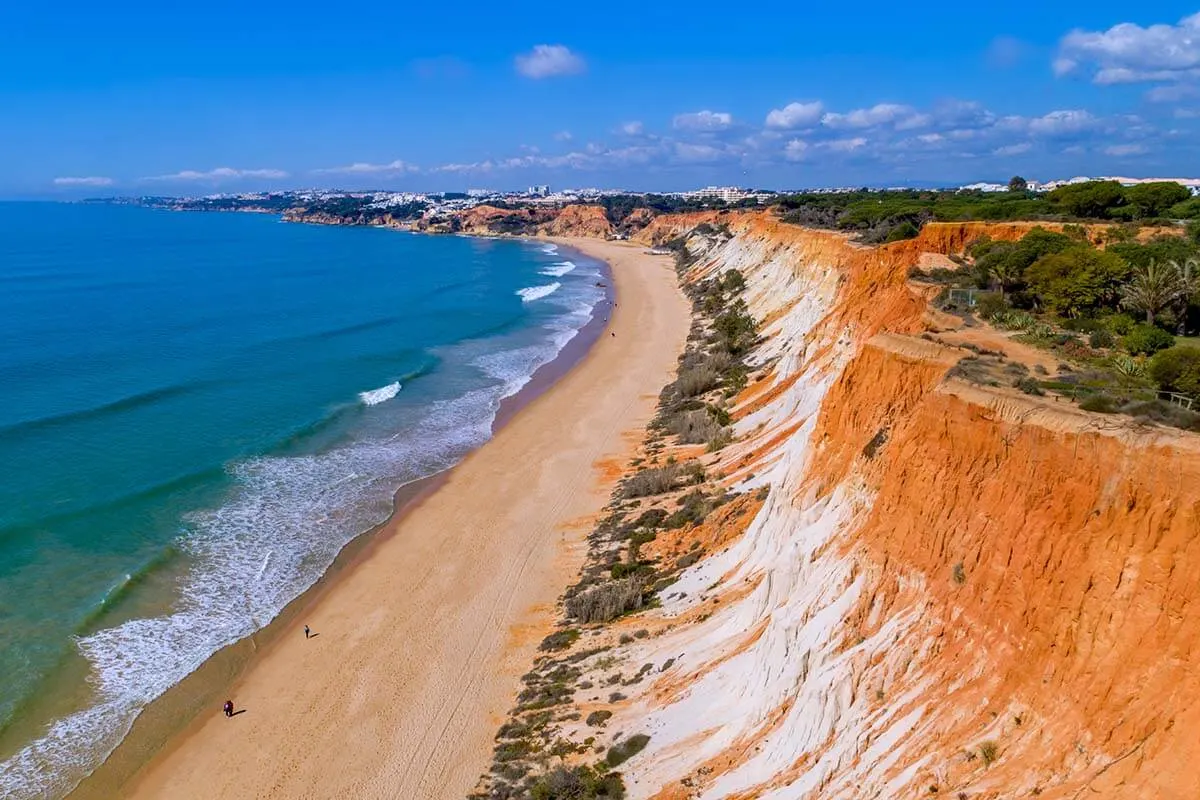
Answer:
[432,142,664,174]
[53,176,113,187]
[435,161,493,174]
[1028,109,1096,136]
[1053,57,1078,77]
[620,121,644,136]
[931,100,997,130]
[1147,84,1199,102]
[822,103,928,130]
[146,167,288,182]
[554,130,573,141]
[673,142,732,163]
[514,45,585,79]
[784,139,810,161]
[994,143,1032,156]
[823,136,868,153]
[672,110,733,131]
[1056,13,1200,85]
[765,101,824,130]
[1104,143,1149,156]
[313,160,416,175]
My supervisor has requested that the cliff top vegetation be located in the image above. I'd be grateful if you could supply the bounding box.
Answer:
[776,180,1200,244]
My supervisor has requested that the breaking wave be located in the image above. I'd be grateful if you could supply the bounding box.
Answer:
[516,282,561,303]
[358,381,401,406]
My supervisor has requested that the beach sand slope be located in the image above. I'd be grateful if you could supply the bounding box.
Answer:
[118,239,689,800]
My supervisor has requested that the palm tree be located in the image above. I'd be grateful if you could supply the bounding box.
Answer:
[987,260,1022,299]
[1172,258,1200,334]
[1121,259,1185,325]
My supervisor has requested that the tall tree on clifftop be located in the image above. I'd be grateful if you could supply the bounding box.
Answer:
[1008,176,1028,193]
[1121,259,1186,325]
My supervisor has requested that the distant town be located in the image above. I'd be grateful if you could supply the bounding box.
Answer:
[92,175,1200,222]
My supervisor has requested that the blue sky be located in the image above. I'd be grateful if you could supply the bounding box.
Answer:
[4,1,1200,196]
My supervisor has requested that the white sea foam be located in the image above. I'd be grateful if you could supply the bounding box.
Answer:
[540,261,576,278]
[0,254,610,800]
[540,243,558,255]
[358,381,401,406]
[516,282,561,303]
[0,384,509,799]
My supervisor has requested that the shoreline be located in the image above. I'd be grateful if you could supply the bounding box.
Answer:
[70,236,689,799]
[65,239,612,799]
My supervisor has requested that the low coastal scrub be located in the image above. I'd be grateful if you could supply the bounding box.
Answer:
[620,465,681,498]
[529,764,626,800]
[668,407,727,446]
[653,243,757,453]
[472,224,763,800]
[566,577,647,624]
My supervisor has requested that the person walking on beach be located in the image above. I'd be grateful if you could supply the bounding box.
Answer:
[223,700,234,718]
[304,624,311,639]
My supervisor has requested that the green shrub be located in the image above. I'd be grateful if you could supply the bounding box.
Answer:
[706,403,732,425]
[1014,377,1044,395]
[978,740,999,767]
[586,710,613,727]
[605,734,651,767]
[1062,316,1104,333]
[974,292,1009,320]
[1088,329,1115,348]
[1150,346,1200,399]
[669,409,723,444]
[610,562,643,580]
[566,577,647,624]
[530,764,625,800]
[1104,313,1136,335]
[539,628,580,652]
[675,365,721,397]
[1122,325,1175,356]
[494,739,534,762]
[885,221,920,242]
[1124,400,1200,432]
[633,508,667,529]
[621,465,680,498]
[719,269,746,292]
[1080,394,1119,413]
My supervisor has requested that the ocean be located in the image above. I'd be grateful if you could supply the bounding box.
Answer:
[0,203,607,798]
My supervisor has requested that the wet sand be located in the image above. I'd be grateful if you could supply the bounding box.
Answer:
[98,238,688,799]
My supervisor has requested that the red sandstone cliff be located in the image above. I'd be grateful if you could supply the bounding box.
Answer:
[582,211,1200,799]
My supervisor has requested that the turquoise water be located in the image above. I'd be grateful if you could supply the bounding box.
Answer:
[0,203,606,797]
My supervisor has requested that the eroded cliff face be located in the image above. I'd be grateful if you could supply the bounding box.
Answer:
[607,213,1200,799]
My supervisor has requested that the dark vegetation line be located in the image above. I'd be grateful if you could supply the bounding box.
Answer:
[469,227,763,800]
[775,179,1200,244]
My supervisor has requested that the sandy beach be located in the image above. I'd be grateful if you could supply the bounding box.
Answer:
[93,238,688,799]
